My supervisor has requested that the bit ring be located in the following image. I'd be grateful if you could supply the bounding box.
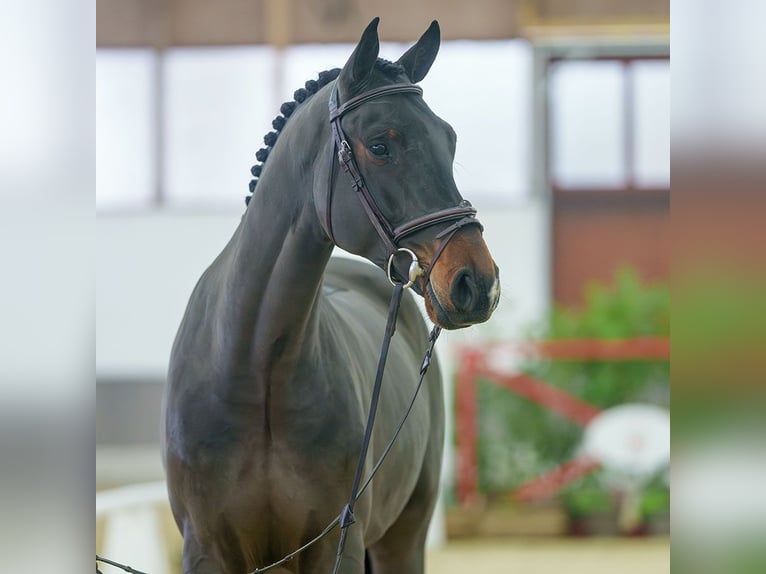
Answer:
[387,248,422,289]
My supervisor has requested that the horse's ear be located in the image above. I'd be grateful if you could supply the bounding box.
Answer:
[396,20,440,83]
[338,17,380,97]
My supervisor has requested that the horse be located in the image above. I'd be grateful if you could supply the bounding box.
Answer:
[162,18,500,574]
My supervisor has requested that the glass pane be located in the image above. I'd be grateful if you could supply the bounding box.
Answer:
[286,41,532,203]
[161,42,531,208]
[632,60,670,187]
[421,40,532,201]
[550,60,626,188]
[96,49,156,210]
[283,43,355,103]
[163,47,276,208]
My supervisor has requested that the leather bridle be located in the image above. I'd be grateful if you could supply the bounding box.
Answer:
[327,82,483,286]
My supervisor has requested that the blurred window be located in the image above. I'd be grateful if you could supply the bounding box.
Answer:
[96,50,157,210]
[632,60,670,187]
[96,41,533,210]
[420,41,532,202]
[548,57,669,191]
[163,47,276,209]
[549,60,626,188]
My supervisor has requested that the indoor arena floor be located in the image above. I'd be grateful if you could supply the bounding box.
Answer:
[426,537,670,574]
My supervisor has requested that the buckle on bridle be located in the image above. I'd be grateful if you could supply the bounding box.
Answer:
[387,248,422,289]
[338,140,352,164]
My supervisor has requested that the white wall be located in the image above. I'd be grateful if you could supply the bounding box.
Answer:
[96,200,549,379]
[97,212,236,378]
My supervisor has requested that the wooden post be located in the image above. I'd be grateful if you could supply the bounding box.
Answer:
[455,347,481,507]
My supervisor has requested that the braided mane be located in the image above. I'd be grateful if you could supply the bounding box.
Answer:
[245,58,406,206]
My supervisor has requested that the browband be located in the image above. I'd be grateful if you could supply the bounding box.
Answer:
[329,84,423,122]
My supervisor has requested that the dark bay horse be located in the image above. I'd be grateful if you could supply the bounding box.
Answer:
[163,18,500,574]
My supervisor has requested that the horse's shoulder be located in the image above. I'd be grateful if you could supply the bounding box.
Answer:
[323,256,428,341]
[324,256,387,294]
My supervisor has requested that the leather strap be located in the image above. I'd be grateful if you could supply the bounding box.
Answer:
[329,84,423,122]
[327,81,483,283]
[331,283,404,574]
[392,204,482,242]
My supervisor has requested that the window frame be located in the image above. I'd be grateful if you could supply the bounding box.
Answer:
[540,43,669,197]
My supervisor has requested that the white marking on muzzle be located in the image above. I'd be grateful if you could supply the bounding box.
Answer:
[488,276,501,311]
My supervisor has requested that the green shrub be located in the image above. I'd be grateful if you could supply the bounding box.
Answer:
[472,267,669,496]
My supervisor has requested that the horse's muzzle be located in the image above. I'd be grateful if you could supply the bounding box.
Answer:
[425,264,500,330]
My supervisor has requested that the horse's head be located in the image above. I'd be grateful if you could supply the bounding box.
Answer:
[317,18,500,330]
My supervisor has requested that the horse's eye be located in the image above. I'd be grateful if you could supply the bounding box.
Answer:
[368,143,388,156]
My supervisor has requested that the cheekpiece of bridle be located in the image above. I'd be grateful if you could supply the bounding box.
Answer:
[327,82,483,288]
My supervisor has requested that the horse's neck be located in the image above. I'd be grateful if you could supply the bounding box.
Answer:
[217,176,332,386]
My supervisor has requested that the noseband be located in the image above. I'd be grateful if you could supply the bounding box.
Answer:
[327,82,483,286]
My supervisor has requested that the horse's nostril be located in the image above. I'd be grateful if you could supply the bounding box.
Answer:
[450,268,478,313]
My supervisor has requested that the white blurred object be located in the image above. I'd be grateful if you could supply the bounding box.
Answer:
[97,482,175,574]
[484,344,527,376]
[582,403,670,483]
[581,403,669,532]
[672,0,766,148]
[674,441,766,540]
